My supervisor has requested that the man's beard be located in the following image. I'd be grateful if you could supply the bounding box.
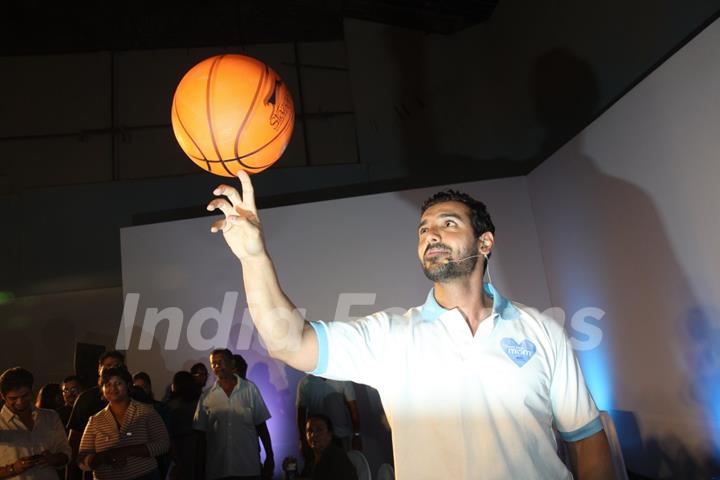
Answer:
[421,243,480,282]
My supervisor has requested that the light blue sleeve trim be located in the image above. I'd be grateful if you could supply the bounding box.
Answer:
[559,416,604,442]
[307,321,329,375]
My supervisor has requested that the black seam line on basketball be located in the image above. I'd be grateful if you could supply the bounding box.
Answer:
[186,110,293,170]
[184,152,262,169]
[173,101,211,172]
[231,109,295,169]
[187,106,294,169]
[234,64,268,160]
[206,55,234,177]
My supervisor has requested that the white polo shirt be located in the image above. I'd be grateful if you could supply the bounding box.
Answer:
[309,283,601,480]
[193,375,271,479]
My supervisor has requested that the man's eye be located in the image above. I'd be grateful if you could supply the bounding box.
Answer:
[445,221,455,227]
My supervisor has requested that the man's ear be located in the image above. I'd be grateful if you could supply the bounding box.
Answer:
[478,232,494,253]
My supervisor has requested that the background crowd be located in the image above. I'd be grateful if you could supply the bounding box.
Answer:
[0,349,366,480]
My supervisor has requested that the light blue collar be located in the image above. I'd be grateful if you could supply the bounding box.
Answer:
[420,283,520,321]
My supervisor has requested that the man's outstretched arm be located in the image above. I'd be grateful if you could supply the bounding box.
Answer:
[208,171,318,372]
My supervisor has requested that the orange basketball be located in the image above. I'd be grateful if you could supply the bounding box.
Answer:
[171,54,295,176]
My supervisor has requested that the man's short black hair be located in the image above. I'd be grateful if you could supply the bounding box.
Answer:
[233,354,248,379]
[63,375,81,384]
[190,362,207,374]
[132,371,152,387]
[0,367,34,395]
[100,366,132,387]
[210,348,234,362]
[307,413,334,434]
[98,350,125,366]
[421,189,495,238]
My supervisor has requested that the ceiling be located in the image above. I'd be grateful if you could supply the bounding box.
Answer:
[0,0,499,56]
[2,0,719,296]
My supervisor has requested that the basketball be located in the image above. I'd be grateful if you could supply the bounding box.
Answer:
[171,54,295,176]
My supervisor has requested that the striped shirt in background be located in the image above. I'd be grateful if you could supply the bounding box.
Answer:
[78,399,169,480]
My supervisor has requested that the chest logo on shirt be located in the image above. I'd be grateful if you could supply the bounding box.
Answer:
[500,338,537,367]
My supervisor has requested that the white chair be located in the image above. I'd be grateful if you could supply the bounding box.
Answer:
[376,463,395,480]
[347,450,372,480]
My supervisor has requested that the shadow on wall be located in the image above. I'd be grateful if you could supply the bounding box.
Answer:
[382,25,522,185]
[123,324,172,396]
[529,48,600,170]
[383,35,607,188]
[383,27,438,176]
[247,360,294,422]
[526,49,719,478]
[612,410,719,478]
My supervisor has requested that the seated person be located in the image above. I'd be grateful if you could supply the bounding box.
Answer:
[285,414,358,480]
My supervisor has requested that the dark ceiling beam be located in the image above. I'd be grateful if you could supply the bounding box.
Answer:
[0,0,498,56]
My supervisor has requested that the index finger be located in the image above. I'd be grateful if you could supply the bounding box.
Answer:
[237,170,256,212]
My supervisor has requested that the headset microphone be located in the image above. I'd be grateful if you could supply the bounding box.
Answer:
[443,238,490,264]
[443,254,485,264]
[441,248,493,283]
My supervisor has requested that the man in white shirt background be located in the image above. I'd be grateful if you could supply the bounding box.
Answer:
[193,349,274,480]
[0,367,70,480]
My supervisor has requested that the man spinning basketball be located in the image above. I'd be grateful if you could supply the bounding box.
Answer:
[206,171,613,479]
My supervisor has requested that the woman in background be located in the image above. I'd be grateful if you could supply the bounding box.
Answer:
[35,383,64,410]
[78,367,169,479]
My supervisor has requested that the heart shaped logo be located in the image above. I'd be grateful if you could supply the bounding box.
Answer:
[500,338,537,367]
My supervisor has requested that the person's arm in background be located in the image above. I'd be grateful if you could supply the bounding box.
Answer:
[566,430,614,480]
[255,422,274,479]
[208,172,317,371]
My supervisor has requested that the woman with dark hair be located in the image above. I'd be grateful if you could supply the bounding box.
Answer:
[164,371,201,480]
[77,367,169,479]
[284,414,357,480]
[35,383,64,410]
[131,372,155,402]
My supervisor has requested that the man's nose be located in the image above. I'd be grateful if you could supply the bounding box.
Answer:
[427,228,441,242]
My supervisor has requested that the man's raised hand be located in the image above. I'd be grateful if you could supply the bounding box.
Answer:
[207,170,266,260]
